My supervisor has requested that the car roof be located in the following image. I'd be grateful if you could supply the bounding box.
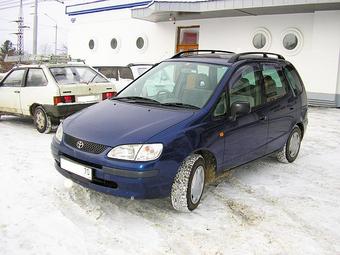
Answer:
[164,50,289,66]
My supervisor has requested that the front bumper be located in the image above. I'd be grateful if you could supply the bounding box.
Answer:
[51,138,177,199]
[43,103,96,118]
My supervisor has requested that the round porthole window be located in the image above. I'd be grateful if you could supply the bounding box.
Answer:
[251,28,271,51]
[136,37,144,49]
[88,39,95,50]
[253,33,266,49]
[281,28,303,55]
[111,38,118,49]
[283,33,298,50]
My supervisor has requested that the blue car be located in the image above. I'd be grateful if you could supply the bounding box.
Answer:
[51,50,308,211]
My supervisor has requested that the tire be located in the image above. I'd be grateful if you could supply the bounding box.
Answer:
[171,154,206,212]
[34,106,52,134]
[277,126,302,163]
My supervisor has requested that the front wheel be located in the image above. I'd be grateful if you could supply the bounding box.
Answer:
[171,154,206,212]
[277,126,302,163]
[34,106,52,134]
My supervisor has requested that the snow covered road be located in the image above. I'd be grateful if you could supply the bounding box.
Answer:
[0,107,340,255]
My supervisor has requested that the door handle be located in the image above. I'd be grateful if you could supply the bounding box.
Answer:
[259,115,267,121]
[14,91,20,93]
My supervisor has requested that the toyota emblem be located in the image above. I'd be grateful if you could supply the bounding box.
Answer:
[76,141,84,149]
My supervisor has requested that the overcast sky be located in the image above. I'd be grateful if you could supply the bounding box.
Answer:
[0,1,72,55]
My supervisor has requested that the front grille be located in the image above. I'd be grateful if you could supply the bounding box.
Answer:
[64,134,108,154]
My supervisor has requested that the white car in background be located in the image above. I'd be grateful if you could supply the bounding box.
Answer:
[94,64,153,92]
[0,64,116,133]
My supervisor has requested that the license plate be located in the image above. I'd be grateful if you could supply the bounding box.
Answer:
[77,95,99,103]
[60,157,92,180]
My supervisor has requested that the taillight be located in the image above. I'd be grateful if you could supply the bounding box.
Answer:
[63,95,75,103]
[54,96,62,105]
[102,92,117,100]
[53,96,75,105]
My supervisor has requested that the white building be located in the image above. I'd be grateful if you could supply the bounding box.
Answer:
[66,0,340,107]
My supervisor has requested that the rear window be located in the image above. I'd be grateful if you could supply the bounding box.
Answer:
[50,66,108,85]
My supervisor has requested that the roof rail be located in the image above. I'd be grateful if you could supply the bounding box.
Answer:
[228,52,285,63]
[171,50,235,59]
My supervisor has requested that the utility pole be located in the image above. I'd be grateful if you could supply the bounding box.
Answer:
[33,0,38,55]
[17,0,24,55]
[54,24,58,55]
[44,13,58,55]
[12,0,29,61]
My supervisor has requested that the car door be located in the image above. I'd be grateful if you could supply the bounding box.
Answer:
[260,62,297,154]
[0,69,26,114]
[222,63,268,169]
[19,68,50,116]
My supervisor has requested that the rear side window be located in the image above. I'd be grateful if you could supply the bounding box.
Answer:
[262,64,288,102]
[2,69,26,87]
[284,66,303,95]
[26,69,48,87]
[119,67,133,80]
[98,67,118,80]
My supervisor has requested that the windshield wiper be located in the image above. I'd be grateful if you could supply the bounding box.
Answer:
[113,96,161,104]
[161,102,200,110]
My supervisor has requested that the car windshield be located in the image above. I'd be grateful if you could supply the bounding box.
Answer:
[117,61,229,109]
[50,66,109,85]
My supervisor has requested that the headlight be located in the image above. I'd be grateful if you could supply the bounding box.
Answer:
[107,143,163,161]
[55,123,63,143]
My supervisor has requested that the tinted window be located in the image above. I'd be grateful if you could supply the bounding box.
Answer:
[26,69,48,87]
[230,65,263,109]
[98,67,118,80]
[119,67,133,80]
[2,69,25,87]
[262,64,288,102]
[284,66,303,95]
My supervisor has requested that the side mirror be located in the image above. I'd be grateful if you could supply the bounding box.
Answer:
[230,101,250,121]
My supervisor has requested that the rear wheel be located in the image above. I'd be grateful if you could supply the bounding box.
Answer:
[171,154,205,212]
[277,126,302,163]
[34,106,52,134]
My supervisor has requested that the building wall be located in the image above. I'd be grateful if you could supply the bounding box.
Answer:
[68,9,340,106]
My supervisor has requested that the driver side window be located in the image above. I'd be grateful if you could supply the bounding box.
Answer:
[229,65,263,110]
[2,69,26,87]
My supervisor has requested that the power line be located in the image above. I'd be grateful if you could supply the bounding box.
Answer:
[0,0,68,10]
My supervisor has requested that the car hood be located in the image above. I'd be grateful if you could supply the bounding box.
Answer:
[63,99,195,146]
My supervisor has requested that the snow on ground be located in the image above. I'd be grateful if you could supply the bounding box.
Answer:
[0,107,340,255]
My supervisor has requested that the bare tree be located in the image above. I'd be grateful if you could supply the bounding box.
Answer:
[0,40,17,72]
